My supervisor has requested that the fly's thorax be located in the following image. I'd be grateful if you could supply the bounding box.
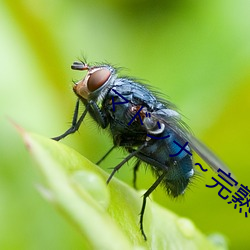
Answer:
[73,64,117,105]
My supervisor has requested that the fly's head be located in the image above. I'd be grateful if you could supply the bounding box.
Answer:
[72,61,116,101]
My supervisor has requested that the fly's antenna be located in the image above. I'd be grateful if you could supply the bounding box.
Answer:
[71,61,89,71]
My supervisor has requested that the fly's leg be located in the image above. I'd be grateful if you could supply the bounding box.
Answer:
[89,100,107,129]
[140,172,167,240]
[52,99,88,141]
[96,145,116,165]
[107,143,146,184]
[133,160,141,189]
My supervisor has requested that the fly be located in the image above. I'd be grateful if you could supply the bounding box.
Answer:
[52,60,231,240]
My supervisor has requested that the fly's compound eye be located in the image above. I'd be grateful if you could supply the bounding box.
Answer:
[87,68,111,92]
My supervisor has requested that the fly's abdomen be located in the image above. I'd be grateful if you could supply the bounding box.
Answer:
[163,130,194,197]
[138,129,194,197]
[164,154,193,197]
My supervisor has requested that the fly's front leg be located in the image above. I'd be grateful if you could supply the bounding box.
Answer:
[89,100,107,129]
[52,99,89,141]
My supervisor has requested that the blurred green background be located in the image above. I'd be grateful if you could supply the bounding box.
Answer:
[1,0,250,249]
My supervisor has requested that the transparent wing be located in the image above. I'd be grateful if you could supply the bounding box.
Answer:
[149,109,232,174]
[185,133,231,173]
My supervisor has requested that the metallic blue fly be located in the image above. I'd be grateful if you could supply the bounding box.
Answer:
[52,60,231,240]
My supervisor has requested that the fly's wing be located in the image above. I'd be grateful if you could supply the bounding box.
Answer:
[150,109,232,175]
[186,133,230,173]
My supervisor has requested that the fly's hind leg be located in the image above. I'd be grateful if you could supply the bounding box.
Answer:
[140,172,167,240]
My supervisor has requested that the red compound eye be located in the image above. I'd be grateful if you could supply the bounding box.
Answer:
[87,68,111,92]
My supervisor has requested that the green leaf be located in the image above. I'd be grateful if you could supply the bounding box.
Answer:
[20,128,227,250]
